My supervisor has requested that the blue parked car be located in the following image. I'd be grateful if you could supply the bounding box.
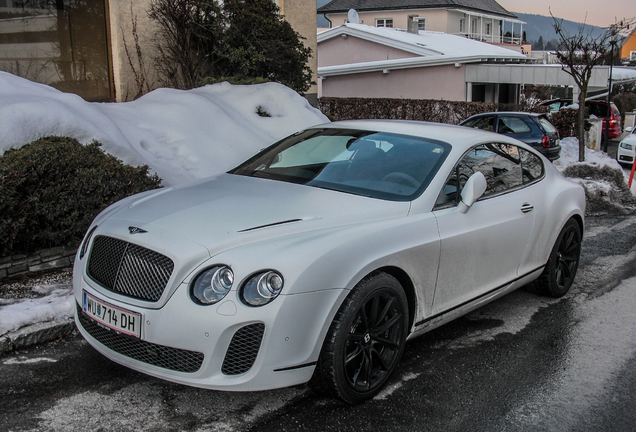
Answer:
[460,112,561,161]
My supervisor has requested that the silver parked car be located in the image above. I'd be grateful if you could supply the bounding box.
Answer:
[74,120,585,403]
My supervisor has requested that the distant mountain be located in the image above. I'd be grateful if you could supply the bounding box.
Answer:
[512,12,607,44]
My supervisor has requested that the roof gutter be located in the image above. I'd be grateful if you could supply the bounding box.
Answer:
[318,55,535,77]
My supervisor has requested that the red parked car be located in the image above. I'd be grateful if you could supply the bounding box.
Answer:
[538,99,622,139]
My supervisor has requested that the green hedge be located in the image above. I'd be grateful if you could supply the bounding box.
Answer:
[0,137,162,256]
[318,97,537,125]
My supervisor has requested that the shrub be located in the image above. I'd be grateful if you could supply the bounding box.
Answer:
[562,163,636,215]
[612,92,636,121]
[318,97,537,125]
[549,107,590,138]
[199,76,271,87]
[0,137,162,256]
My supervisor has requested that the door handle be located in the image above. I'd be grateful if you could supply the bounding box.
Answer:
[521,203,534,213]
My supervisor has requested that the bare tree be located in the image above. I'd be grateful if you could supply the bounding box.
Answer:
[552,12,633,161]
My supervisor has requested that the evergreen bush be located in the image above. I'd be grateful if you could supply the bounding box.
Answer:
[0,137,162,256]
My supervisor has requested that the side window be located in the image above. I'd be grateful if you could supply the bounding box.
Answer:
[520,148,544,184]
[498,117,532,134]
[436,144,525,207]
[463,116,496,132]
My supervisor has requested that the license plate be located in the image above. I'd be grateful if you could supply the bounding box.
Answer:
[82,291,142,338]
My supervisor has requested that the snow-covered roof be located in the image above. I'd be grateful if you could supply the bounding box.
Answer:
[612,67,636,83]
[318,23,535,76]
[318,0,517,19]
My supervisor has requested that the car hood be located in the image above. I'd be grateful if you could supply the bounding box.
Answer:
[102,173,411,257]
[621,133,636,146]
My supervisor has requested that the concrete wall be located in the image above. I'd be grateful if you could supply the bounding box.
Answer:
[280,0,318,102]
[107,1,160,102]
[320,63,466,100]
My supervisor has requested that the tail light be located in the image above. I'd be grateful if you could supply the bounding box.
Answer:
[610,120,617,126]
[542,136,550,148]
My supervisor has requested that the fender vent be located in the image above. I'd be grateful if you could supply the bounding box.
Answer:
[222,323,265,375]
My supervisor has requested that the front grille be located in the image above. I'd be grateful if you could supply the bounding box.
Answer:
[222,323,265,375]
[77,303,204,373]
[87,235,174,302]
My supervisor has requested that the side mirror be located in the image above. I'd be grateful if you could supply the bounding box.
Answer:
[626,126,633,133]
[458,172,487,214]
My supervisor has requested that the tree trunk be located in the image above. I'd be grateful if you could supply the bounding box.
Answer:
[577,89,587,162]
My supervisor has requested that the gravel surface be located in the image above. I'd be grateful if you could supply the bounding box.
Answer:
[0,268,73,300]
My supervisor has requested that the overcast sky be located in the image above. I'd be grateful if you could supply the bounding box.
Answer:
[497,0,636,27]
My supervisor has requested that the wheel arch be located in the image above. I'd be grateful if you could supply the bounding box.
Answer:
[368,265,417,331]
[570,213,584,237]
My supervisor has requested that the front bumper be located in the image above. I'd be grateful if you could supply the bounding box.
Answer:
[74,275,347,391]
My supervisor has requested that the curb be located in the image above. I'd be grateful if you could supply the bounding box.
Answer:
[0,319,76,355]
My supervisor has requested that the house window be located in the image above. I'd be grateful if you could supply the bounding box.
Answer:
[418,18,426,31]
[376,18,393,28]
[471,19,477,34]
[459,18,464,33]
[0,0,112,101]
[485,23,491,35]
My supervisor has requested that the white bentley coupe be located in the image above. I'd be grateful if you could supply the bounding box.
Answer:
[74,120,585,403]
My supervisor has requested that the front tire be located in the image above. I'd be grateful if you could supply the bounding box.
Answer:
[536,218,582,298]
[310,273,408,404]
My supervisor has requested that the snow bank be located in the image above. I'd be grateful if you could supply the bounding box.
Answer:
[556,137,636,215]
[554,137,624,171]
[0,284,73,336]
[0,72,328,186]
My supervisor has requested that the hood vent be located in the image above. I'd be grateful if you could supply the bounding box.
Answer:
[238,219,303,233]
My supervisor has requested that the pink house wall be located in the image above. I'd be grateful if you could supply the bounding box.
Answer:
[321,64,467,101]
[318,36,418,67]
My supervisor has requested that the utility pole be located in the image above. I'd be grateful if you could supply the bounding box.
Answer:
[604,25,617,153]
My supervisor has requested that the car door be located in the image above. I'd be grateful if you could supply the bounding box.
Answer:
[431,143,535,315]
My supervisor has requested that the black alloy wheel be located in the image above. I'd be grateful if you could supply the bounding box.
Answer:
[537,218,582,298]
[311,273,408,404]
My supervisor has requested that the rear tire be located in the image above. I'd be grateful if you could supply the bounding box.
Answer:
[310,273,408,404]
[536,218,581,298]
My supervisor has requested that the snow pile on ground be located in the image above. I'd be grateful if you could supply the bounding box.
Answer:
[0,72,328,186]
[0,285,73,335]
[555,137,636,215]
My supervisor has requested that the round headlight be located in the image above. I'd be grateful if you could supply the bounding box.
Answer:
[190,266,234,305]
[241,271,284,307]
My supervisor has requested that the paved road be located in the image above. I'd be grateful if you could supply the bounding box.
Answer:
[2,214,636,432]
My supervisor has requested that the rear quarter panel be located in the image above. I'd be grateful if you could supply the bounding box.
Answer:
[518,167,585,276]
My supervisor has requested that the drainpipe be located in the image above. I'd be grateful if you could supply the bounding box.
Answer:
[323,14,332,28]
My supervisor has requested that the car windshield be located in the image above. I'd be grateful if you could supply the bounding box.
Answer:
[231,128,451,201]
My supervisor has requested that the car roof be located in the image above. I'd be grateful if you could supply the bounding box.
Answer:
[313,119,530,154]
[465,111,540,117]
